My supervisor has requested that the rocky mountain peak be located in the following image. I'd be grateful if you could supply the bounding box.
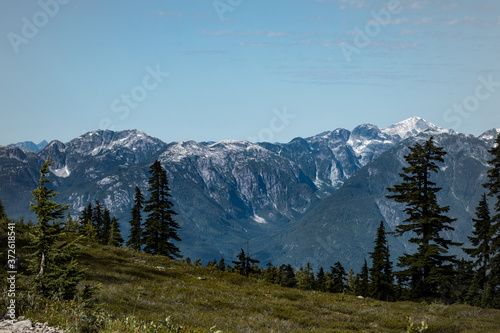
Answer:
[381,116,439,140]
[66,129,165,157]
[478,128,500,146]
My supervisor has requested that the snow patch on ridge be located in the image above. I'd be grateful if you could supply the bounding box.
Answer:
[51,165,71,178]
[252,214,267,224]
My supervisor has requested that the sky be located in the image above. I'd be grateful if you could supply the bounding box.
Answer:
[1,0,499,145]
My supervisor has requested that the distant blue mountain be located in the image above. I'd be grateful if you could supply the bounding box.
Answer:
[8,140,48,153]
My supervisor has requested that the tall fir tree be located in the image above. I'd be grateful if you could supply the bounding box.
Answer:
[463,194,493,306]
[387,137,461,299]
[108,217,124,247]
[101,208,112,244]
[217,257,226,272]
[481,133,500,308]
[232,248,247,276]
[126,186,144,251]
[28,157,82,299]
[143,160,181,258]
[79,202,93,236]
[232,247,260,277]
[296,263,315,290]
[93,201,104,241]
[328,262,346,293]
[355,259,370,297]
[279,264,297,288]
[263,263,278,284]
[345,269,357,295]
[64,212,78,232]
[315,266,327,292]
[464,194,493,271]
[369,221,394,301]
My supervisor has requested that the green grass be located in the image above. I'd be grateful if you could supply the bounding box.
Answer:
[3,234,500,332]
[68,244,500,332]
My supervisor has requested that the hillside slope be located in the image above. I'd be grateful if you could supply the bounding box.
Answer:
[21,242,500,332]
[267,131,492,270]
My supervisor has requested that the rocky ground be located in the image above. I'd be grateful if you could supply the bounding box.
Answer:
[0,318,64,333]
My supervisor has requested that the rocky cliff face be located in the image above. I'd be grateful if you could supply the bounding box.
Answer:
[1,117,495,268]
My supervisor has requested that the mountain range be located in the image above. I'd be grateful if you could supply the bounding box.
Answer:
[1,116,498,270]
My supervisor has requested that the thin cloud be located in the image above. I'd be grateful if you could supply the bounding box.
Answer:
[155,11,182,18]
[442,2,461,11]
[464,17,477,25]
[445,19,460,25]
[391,18,410,25]
[317,0,370,9]
[410,1,429,10]
[202,30,289,38]
[267,31,288,37]
[239,42,281,47]
[400,30,415,36]
[180,50,226,56]
[413,17,433,25]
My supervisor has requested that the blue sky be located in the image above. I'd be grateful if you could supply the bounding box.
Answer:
[1,0,499,145]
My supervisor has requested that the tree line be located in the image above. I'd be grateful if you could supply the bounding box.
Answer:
[200,135,500,308]
[1,134,499,310]
[0,158,181,302]
[76,160,181,259]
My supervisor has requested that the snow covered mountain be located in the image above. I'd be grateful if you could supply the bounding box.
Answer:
[0,117,497,267]
[380,116,453,140]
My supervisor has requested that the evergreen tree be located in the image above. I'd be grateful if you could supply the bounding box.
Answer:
[217,257,226,271]
[296,263,315,290]
[463,194,492,305]
[79,202,93,235]
[28,157,82,299]
[101,208,112,244]
[232,248,247,276]
[232,247,260,277]
[355,259,370,297]
[328,262,345,293]
[450,259,475,305]
[280,264,297,288]
[481,133,500,308]
[263,263,277,284]
[316,266,327,292]
[345,269,357,295]
[64,212,78,232]
[464,194,493,270]
[81,219,97,241]
[126,186,144,251]
[143,160,181,258]
[387,137,461,299]
[108,217,124,247]
[93,201,104,240]
[369,221,394,301]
